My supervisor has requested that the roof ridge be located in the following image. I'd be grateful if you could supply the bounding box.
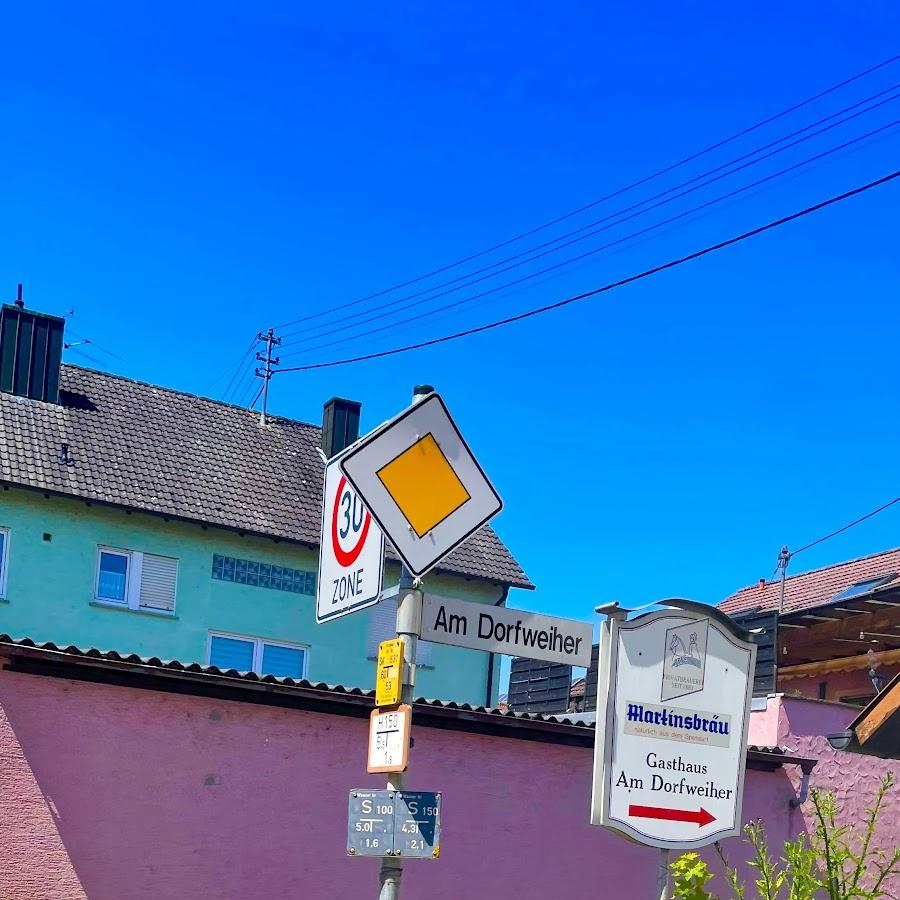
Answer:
[62,363,321,431]
[726,543,900,600]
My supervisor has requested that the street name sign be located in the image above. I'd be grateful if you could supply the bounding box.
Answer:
[316,455,384,623]
[420,593,593,667]
[339,392,502,577]
[591,606,756,850]
[375,638,404,707]
[347,790,441,859]
[367,704,412,773]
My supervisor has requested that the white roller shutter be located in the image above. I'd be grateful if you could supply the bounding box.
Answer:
[139,553,178,612]
[366,598,431,664]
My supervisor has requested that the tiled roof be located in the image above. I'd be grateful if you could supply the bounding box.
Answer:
[0,365,531,589]
[719,546,900,616]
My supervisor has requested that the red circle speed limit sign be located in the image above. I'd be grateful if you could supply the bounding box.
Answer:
[317,459,385,623]
[331,474,373,567]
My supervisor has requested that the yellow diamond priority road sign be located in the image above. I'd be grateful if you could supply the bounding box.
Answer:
[339,392,502,577]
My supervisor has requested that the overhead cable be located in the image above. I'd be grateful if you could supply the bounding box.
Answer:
[278,122,900,361]
[274,168,900,373]
[272,53,900,332]
[792,497,900,558]
[280,83,900,343]
[220,336,260,402]
[65,329,126,362]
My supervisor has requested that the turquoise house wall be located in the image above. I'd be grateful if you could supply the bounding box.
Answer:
[0,487,505,705]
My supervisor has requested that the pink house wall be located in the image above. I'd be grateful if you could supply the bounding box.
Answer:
[0,668,895,900]
[747,695,899,875]
[781,664,900,704]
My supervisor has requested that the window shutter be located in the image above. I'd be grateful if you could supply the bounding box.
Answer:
[139,554,178,611]
[366,598,432,664]
[366,600,397,657]
[209,635,254,671]
[261,643,305,679]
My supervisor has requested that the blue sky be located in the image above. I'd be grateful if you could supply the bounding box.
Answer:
[3,2,900,628]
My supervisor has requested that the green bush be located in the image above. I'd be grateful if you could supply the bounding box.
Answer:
[669,772,899,900]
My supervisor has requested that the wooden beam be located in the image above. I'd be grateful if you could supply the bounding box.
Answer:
[779,647,900,680]
[857,678,900,745]
[779,608,900,656]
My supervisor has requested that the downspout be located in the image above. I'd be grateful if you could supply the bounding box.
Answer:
[789,758,817,808]
[485,585,510,708]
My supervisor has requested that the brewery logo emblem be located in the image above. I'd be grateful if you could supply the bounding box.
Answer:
[661,618,709,701]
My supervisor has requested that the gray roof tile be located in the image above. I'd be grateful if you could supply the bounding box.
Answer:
[0,366,531,588]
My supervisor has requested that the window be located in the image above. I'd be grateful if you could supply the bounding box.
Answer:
[94,548,178,613]
[0,528,8,598]
[97,550,129,602]
[830,575,897,603]
[208,632,307,678]
[366,598,432,665]
[838,693,877,708]
[211,554,316,596]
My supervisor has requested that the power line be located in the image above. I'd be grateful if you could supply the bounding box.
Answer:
[771,492,900,598]
[290,140,879,363]
[248,383,265,411]
[65,329,126,362]
[280,82,900,344]
[275,168,900,373]
[64,345,111,370]
[220,336,260,402]
[279,120,900,361]
[234,370,260,407]
[792,497,900,558]
[277,129,895,366]
[272,53,900,332]
[280,110,900,356]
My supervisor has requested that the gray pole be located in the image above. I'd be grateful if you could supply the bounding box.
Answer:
[377,385,431,900]
[255,328,281,426]
[776,545,790,614]
[656,848,670,900]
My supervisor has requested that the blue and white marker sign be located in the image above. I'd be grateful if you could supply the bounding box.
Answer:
[347,789,441,859]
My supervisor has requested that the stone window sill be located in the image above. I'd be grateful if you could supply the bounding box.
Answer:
[89,600,178,620]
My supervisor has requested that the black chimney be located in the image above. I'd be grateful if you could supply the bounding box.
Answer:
[0,290,65,404]
[321,397,361,459]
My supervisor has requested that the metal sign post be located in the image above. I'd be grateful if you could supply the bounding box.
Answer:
[338,385,500,897]
[656,848,670,900]
[378,385,431,900]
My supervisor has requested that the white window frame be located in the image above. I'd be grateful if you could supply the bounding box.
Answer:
[94,546,176,613]
[207,630,309,679]
[95,547,135,606]
[0,527,9,599]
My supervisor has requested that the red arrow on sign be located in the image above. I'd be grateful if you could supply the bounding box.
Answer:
[629,804,715,827]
